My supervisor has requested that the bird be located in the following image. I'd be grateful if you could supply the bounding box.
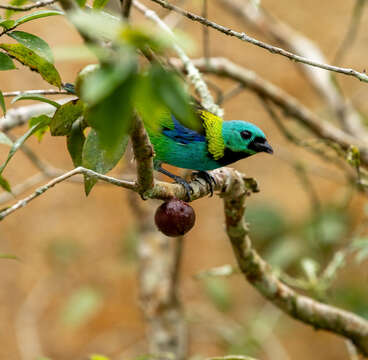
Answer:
[142,106,273,200]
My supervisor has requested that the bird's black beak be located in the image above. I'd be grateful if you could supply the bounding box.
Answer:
[248,138,274,154]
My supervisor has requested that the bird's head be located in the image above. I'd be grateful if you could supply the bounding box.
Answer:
[222,121,273,156]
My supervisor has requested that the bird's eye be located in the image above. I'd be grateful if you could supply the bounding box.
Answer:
[240,130,252,140]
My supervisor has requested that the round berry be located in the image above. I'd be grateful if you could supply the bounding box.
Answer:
[155,199,196,237]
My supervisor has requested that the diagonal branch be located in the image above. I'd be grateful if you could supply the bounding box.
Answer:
[2,89,69,97]
[149,0,368,83]
[220,168,368,356]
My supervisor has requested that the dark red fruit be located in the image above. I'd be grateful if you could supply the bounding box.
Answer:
[155,199,196,237]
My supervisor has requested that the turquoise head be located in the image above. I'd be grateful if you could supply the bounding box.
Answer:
[218,120,273,166]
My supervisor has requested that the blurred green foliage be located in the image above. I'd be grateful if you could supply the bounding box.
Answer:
[61,286,103,328]
[202,277,232,312]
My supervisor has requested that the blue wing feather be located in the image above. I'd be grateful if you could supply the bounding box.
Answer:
[162,115,206,144]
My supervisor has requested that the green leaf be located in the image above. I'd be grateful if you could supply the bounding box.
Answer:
[0,90,6,115]
[14,10,63,26]
[76,0,87,7]
[149,65,199,132]
[8,31,54,63]
[61,286,103,327]
[0,175,11,192]
[120,26,171,53]
[68,9,121,42]
[0,52,16,70]
[50,99,84,136]
[0,19,15,30]
[92,0,110,9]
[12,93,60,108]
[134,74,169,134]
[0,253,19,260]
[85,71,135,151]
[0,132,13,146]
[67,121,85,167]
[0,43,62,88]
[81,58,133,105]
[29,114,51,142]
[202,277,232,312]
[82,129,128,195]
[0,115,51,175]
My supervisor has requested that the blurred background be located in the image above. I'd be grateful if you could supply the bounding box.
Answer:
[1,0,368,359]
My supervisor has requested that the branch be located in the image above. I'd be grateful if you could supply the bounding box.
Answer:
[171,57,368,164]
[0,166,251,221]
[220,169,368,356]
[133,0,223,117]
[130,116,155,197]
[121,0,132,18]
[2,89,69,97]
[0,0,56,11]
[217,0,368,140]
[149,0,368,83]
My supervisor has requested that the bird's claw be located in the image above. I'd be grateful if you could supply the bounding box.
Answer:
[192,171,216,197]
[172,175,193,201]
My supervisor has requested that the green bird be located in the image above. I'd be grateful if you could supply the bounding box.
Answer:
[143,107,273,199]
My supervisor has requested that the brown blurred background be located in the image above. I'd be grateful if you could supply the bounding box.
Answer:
[1,0,368,359]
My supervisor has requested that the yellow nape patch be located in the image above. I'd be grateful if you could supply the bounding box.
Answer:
[200,110,225,160]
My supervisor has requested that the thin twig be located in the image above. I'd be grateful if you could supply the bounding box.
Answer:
[0,0,56,11]
[2,89,69,97]
[0,167,136,220]
[149,0,368,83]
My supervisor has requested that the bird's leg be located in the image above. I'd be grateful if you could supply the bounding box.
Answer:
[154,162,193,201]
[192,171,216,197]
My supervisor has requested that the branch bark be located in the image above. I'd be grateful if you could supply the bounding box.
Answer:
[131,116,155,197]
[220,166,368,356]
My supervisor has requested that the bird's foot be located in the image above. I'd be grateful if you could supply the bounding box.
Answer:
[192,171,216,197]
[171,175,193,201]
[155,164,194,201]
